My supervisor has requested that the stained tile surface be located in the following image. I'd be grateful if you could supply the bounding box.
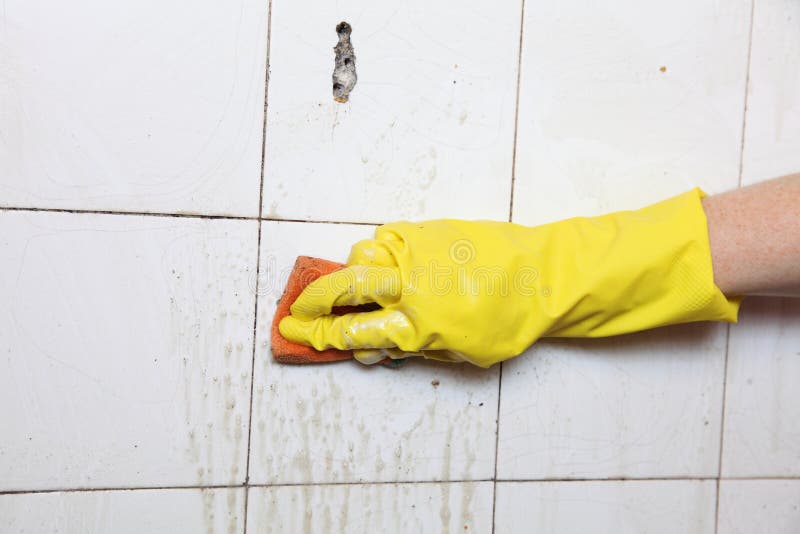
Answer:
[0,0,268,216]
[721,0,800,480]
[0,488,245,534]
[247,482,493,533]
[3,0,800,532]
[0,212,257,490]
[722,298,800,477]
[497,325,727,479]
[494,480,716,534]
[512,0,751,225]
[249,221,499,484]
[718,480,800,534]
[262,0,521,223]
[740,0,800,183]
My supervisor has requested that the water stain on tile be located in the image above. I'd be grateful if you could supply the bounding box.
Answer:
[459,482,476,531]
[339,485,352,531]
[333,22,357,103]
[226,490,238,534]
[202,488,216,534]
[302,485,313,533]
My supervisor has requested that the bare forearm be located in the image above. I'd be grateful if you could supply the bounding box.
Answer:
[703,174,800,297]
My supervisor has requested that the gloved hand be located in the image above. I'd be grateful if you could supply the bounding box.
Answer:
[279,189,740,367]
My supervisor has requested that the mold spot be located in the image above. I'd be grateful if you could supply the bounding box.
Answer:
[333,21,357,103]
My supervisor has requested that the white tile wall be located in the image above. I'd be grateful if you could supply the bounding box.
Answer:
[0,0,268,217]
[2,0,798,531]
[0,488,245,534]
[246,482,493,533]
[740,0,800,183]
[497,324,727,479]
[261,0,521,223]
[249,221,499,484]
[718,480,800,534]
[495,480,717,534]
[511,0,751,225]
[0,212,257,490]
[722,0,800,481]
[722,298,800,477]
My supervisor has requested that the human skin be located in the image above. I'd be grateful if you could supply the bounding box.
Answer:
[703,173,800,297]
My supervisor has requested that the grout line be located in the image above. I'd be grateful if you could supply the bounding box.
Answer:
[250,479,495,490]
[498,475,800,484]
[3,476,796,496]
[720,475,800,482]
[490,363,504,534]
[261,216,379,227]
[242,222,261,525]
[0,205,257,221]
[494,1,525,531]
[736,0,756,190]
[0,205,384,227]
[256,0,273,222]
[243,0,274,531]
[717,3,755,531]
[0,484,245,496]
[715,324,732,534]
[507,0,526,223]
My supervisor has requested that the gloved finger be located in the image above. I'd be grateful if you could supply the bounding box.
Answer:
[353,348,467,365]
[279,307,413,351]
[290,265,401,321]
[419,350,468,363]
[347,238,398,266]
[353,347,419,365]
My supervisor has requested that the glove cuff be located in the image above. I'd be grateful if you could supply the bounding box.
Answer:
[543,188,741,338]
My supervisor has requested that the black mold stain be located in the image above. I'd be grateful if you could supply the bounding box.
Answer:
[333,21,357,103]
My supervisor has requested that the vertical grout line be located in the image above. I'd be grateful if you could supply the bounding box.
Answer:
[716,5,755,532]
[507,0,526,224]
[494,1,526,529]
[490,363,504,534]
[736,0,756,190]
[257,0,274,220]
[494,3,525,531]
[244,1,273,531]
[714,324,732,534]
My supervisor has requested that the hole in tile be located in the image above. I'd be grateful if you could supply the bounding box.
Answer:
[333,21,357,103]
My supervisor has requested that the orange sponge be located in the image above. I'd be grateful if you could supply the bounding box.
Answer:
[271,256,354,364]
[271,256,405,368]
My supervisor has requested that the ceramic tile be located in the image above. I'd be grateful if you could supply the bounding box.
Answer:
[0,488,244,534]
[512,0,751,226]
[249,221,499,484]
[740,0,800,183]
[246,482,493,533]
[718,479,800,534]
[497,324,727,479]
[495,480,716,534]
[261,0,521,223]
[0,212,257,490]
[0,0,267,217]
[722,298,800,477]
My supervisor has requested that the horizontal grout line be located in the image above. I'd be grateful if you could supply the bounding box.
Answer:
[0,205,256,221]
[499,477,719,484]
[262,216,379,227]
[0,483,244,496]
[3,476,798,496]
[248,478,494,489]
[0,205,382,226]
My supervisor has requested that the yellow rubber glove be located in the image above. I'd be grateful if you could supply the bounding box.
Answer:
[279,188,741,368]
